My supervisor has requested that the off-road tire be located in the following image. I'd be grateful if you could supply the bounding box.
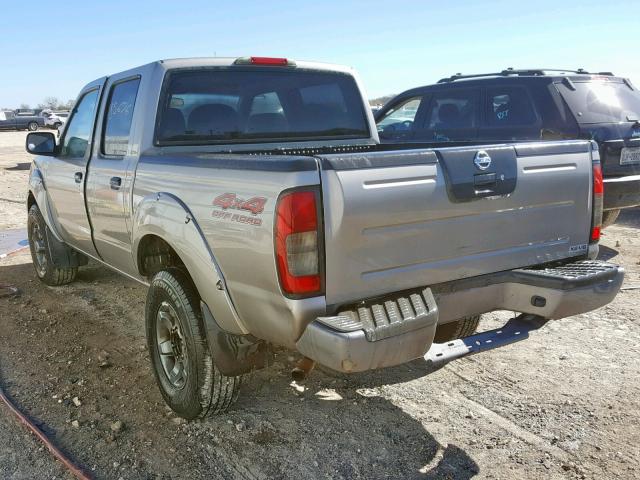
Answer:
[27,204,78,286]
[433,315,481,343]
[27,122,38,131]
[602,209,620,229]
[146,268,242,419]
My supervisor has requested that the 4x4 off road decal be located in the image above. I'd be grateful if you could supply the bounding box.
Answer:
[212,193,267,226]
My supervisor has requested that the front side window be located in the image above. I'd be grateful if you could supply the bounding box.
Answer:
[426,90,478,130]
[61,89,99,158]
[377,97,422,129]
[486,86,537,126]
[103,78,141,156]
[156,69,369,144]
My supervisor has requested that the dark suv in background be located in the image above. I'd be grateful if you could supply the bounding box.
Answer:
[375,69,640,226]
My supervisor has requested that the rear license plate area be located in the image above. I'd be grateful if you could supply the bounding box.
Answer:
[620,146,640,165]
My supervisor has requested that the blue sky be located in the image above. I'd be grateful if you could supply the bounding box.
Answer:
[1,0,638,107]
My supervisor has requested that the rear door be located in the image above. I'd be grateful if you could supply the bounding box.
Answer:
[43,81,105,256]
[319,142,593,305]
[86,73,142,275]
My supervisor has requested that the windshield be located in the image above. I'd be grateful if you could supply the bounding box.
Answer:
[559,80,640,124]
[156,68,369,144]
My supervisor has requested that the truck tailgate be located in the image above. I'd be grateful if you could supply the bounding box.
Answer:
[319,142,594,306]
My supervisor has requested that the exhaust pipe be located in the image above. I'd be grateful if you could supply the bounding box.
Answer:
[291,357,315,381]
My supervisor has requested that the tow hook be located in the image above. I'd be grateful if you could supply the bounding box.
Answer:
[291,357,315,381]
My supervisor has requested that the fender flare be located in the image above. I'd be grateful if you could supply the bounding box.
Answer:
[29,167,64,242]
[132,192,248,335]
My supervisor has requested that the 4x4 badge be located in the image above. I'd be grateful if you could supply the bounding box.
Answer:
[474,150,492,170]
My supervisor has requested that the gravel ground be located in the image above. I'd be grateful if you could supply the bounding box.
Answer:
[1,130,639,479]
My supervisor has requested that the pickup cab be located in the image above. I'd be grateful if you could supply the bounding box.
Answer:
[0,110,44,131]
[25,57,624,419]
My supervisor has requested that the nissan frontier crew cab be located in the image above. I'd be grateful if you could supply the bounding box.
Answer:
[25,57,624,420]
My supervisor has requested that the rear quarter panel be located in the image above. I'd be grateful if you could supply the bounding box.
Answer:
[132,153,326,346]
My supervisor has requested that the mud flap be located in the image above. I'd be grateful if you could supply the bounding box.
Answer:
[200,301,270,376]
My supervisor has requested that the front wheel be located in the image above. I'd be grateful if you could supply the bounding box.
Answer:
[27,204,77,285]
[27,122,39,131]
[146,269,242,419]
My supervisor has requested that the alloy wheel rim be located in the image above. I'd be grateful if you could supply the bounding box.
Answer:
[31,222,47,276]
[156,301,188,389]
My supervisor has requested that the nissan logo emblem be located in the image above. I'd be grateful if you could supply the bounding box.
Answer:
[474,150,492,170]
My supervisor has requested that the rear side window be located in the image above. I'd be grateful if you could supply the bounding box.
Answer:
[558,80,640,124]
[486,86,537,126]
[102,78,141,156]
[156,69,369,144]
[425,90,478,129]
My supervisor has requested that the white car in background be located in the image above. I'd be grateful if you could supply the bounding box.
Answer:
[42,111,69,129]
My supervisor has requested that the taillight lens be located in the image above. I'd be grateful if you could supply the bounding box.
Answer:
[233,56,294,66]
[275,190,322,296]
[591,163,603,242]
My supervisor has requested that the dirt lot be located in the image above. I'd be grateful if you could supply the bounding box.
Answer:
[1,129,639,479]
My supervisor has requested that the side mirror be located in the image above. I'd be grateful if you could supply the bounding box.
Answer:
[26,132,57,155]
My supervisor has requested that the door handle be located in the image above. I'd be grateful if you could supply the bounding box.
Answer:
[74,172,83,183]
[110,176,122,190]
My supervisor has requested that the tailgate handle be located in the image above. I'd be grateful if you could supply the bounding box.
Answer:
[474,172,497,187]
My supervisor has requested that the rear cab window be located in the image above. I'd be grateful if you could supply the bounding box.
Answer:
[155,68,369,145]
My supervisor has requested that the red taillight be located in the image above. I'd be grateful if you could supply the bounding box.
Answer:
[593,164,604,195]
[275,190,322,296]
[591,164,604,242]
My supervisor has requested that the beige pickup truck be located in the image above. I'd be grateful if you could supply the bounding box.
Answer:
[25,57,623,419]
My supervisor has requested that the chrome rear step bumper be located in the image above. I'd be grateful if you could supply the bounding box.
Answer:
[296,260,624,373]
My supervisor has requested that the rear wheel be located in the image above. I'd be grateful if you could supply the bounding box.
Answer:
[146,268,242,419]
[433,315,481,343]
[27,204,77,286]
[27,122,38,131]
[602,209,620,228]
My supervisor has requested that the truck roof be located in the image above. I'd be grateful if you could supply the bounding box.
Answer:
[83,57,359,95]
[156,57,356,75]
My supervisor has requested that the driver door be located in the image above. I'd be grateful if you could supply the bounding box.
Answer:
[43,79,106,256]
